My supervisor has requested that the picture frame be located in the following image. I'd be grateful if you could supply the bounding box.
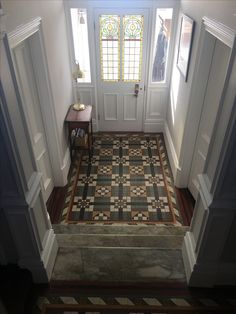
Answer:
[177,14,195,81]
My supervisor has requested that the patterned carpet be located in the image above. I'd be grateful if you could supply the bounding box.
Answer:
[60,133,183,225]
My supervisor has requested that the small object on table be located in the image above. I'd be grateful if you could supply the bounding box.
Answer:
[73,103,86,111]
[65,104,93,160]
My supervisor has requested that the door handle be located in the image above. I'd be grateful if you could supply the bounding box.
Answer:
[134,84,139,97]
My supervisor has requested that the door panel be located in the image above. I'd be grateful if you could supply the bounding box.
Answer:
[188,39,231,199]
[95,9,148,131]
[13,41,54,201]
[104,93,118,120]
[124,94,137,120]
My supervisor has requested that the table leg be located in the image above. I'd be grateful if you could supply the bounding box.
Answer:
[69,130,73,161]
[86,125,91,160]
[90,118,94,145]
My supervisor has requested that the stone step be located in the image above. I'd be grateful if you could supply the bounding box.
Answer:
[53,224,189,236]
[56,234,184,249]
[52,246,186,283]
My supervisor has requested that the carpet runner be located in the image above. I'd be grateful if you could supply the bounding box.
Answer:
[60,133,183,225]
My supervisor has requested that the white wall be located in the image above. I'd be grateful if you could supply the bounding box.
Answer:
[166,0,236,166]
[2,0,73,181]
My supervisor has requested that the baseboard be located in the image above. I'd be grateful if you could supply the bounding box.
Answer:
[143,120,164,133]
[164,122,181,182]
[182,231,196,284]
[60,147,71,186]
[41,229,58,280]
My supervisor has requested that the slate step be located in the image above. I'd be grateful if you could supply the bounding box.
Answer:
[52,246,186,283]
[53,224,188,236]
[56,234,184,249]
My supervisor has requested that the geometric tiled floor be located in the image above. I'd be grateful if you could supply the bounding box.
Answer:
[36,287,236,314]
[60,133,183,225]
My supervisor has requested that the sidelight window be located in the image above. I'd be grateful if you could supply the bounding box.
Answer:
[71,8,91,83]
[152,8,173,83]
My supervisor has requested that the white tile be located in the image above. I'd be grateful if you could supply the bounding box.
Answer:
[171,298,191,307]
[143,298,162,306]
[115,297,134,305]
[60,296,78,304]
[88,297,106,305]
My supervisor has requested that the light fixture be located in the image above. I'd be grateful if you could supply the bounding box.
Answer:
[79,10,85,24]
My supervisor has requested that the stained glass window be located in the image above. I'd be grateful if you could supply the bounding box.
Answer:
[122,15,143,82]
[100,15,120,81]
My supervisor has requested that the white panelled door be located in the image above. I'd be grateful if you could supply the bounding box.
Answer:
[188,39,231,199]
[13,41,54,201]
[95,9,149,131]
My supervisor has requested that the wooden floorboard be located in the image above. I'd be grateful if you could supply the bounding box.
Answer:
[46,187,67,224]
[175,188,195,226]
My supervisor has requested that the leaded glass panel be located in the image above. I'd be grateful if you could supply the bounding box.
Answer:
[122,15,143,82]
[100,15,120,81]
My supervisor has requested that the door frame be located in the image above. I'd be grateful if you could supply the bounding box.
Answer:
[174,16,236,190]
[94,8,150,132]
[8,18,64,188]
[64,0,178,134]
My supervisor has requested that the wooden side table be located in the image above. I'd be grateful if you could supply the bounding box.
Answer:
[65,104,93,160]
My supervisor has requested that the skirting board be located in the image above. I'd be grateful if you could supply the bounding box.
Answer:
[143,120,164,133]
[41,229,58,280]
[182,231,196,285]
[164,122,181,183]
[60,147,71,186]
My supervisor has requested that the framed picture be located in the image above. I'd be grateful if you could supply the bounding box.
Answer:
[177,14,195,81]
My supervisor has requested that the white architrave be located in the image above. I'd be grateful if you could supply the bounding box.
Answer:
[8,17,69,186]
[175,17,236,188]
[1,28,58,282]
[182,17,236,287]
[7,17,41,48]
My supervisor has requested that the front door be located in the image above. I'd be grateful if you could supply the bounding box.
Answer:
[95,9,148,131]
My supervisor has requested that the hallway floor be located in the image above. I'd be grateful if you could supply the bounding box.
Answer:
[47,134,193,292]
[47,133,195,226]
